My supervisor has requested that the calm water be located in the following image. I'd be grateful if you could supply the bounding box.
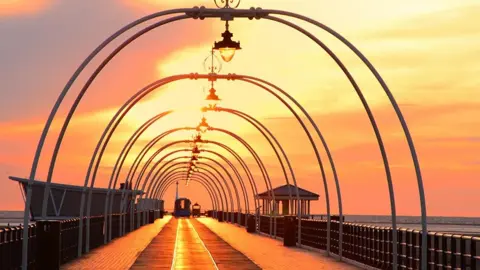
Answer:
[312,214,480,236]
[2,211,479,235]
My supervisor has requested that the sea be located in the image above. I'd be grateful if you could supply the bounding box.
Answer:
[312,214,480,236]
[2,211,479,236]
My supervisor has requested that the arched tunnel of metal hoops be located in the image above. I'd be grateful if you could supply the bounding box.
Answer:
[18,3,429,270]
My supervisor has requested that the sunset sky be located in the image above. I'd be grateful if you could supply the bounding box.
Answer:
[0,0,479,217]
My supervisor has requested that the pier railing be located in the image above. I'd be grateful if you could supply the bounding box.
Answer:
[212,212,480,270]
[0,210,162,269]
[0,225,36,269]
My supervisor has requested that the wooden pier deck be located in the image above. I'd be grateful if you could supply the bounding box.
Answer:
[62,216,357,269]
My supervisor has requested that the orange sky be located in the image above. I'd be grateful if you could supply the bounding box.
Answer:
[0,0,479,217]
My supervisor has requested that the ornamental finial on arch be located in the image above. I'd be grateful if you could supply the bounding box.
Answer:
[214,0,241,9]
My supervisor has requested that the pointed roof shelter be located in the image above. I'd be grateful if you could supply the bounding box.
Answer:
[255,184,319,217]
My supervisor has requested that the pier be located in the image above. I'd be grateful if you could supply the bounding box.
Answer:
[2,1,479,270]
[1,210,479,269]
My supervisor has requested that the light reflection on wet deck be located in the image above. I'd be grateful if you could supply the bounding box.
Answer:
[171,219,217,269]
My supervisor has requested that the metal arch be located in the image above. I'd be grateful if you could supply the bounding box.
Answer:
[206,128,278,236]
[80,77,187,254]
[198,156,247,216]
[106,112,173,212]
[145,155,243,212]
[159,172,225,213]
[71,73,332,252]
[153,165,231,221]
[123,135,259,221]
[213,107,302,238]
[129,133,259,217]
[145,148,252,222]
[157,162,240,223]
[22,7,420,268]
[131,128,265,203]
[127,129,268,220]
[161,176,217,212]
[133,142,239,217]
[232,78,336,249]
[104,110,173,242]
[73,71,332,251]
[66,73,334,250]
[60,73,326,252]
[159,177,216,212]
[262,12,426,267]
[108,137,188,241]
[129,129,186,191]
[41,14,190,218]
[157,175,218,209]
[253,15,397,261]
[140,144,258,216]
[146,159,238,219]
[23,10,193,265]
[151,162,234,216]
[200,150,250,220]
[167,162,241,222]
[159,171,226,217]
[111,148,184,241]
[159,176,218,214]
[155,163,234,222]
[30,11,334,258]
[132,132,187,191]
[151,170,226,221]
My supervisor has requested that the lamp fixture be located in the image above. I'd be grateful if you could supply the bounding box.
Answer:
[196,117,210,133]
[213,21,241,62]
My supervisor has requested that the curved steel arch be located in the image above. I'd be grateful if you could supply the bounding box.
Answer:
[117,126,260,220]
[34,73,337,253]
[121,137,259,220]
[160,176,218,214]
[82,77,187,253]
[263,12,425,265]
[147,159,238,217]
[146,151,250,214]
[78,74,338,247]
[205,129,278,235]
[145,155,243,213]
[160,172,224,213]
[199,151,249,213]
[162,176,219,211]
[145,145,258,212]
[207,107,302,234]
[156,163,234,222]
[133,140,246,217]
[105,111,174,241]
[229,77,335,246]
[156,165,235,222]
[154,156,247,223]
[124,130,270,221]
[54,73,336,254]
[114,147,184,239]
[159,177,216,212]
[153,170,227,222]
[133,127,277,236]
[104,111,173,229]
[20,7,425,268]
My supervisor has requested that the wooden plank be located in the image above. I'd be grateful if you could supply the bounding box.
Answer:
[130,218,177,269]
[190,219,261,270]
